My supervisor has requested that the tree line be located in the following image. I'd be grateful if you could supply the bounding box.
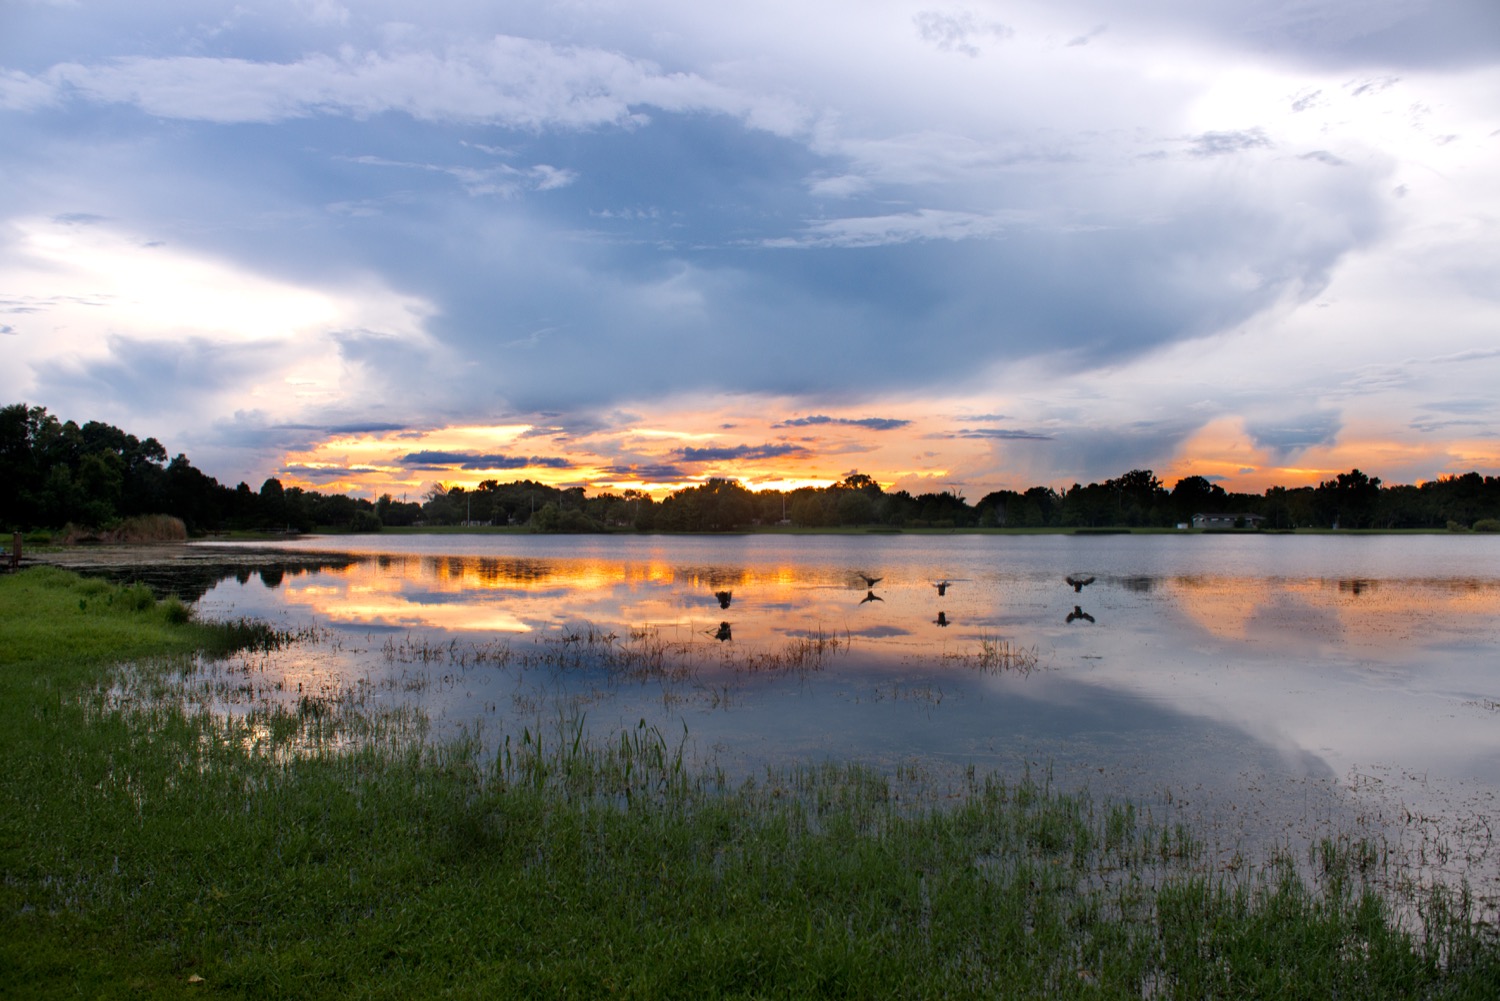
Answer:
[5,403,1500,534]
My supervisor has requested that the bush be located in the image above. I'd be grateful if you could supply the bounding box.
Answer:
[1473,518,1500,533]
[117,583,156,612]
[110,515,189,542]
[159,595,192,624]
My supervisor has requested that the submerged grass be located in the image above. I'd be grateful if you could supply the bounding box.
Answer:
[3,568,1498,998]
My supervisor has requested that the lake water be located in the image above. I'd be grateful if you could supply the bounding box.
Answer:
[114,532,1500,893]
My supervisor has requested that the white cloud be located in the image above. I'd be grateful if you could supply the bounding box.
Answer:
[0,216,437,469]
[913,9,1014,57]
[342,154,577,198]
[8,35,812,134]
[764,208,1024,248]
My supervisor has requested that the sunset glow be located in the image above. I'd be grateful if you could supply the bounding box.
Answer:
[3,3,1498,495]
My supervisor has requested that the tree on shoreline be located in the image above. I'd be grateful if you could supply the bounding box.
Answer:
[6,403,1500,534]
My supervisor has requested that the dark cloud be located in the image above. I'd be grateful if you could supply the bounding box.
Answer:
[327,421,410,434]
[1410,418,1489,434]
[1187,129,1272,157]
[1001,421,1202,488]
[264,420,414,435]
[677,443,809,462]
[1420,399,1493,415]
[774,415,911,431]
[1246,413,1343,458]
[398,450,575,470]
[279,465,385,481]
[957,428,1055,441]
[600,463,691,480]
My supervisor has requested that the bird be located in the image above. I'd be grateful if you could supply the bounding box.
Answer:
[714,590,733,609]
[1066,575,1096,593]
[859,590,884,604]
[857,573,883,588]
[1066,606,1095,624]
[934,580,951,596]
[711,621,733,642]
[934,611,950,627]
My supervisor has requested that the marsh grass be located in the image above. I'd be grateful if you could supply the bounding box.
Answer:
[57,514,189,545]
[966,632,1043,674]
[3,568,1498,998]
[372,620,850,685]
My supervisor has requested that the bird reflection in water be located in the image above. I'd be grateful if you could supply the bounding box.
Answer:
[1066,606,1095,624]
[711,621,733,642]
[860,590,884,604]
[714,590,733,609]
[1066,575,1095,593]
[934,611,950,627]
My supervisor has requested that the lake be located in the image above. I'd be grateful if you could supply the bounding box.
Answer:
[86,532,1500,895]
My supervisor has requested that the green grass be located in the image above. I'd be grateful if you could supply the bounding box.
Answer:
[3,567,1497,998]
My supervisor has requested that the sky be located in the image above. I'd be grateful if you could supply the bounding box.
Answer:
[3,0,1498,501]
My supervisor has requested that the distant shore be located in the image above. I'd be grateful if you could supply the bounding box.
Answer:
[12,523,1477,560]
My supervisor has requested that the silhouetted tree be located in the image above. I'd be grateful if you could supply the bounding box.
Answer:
[1171,475,1227,524]
[1315,469,1382,529]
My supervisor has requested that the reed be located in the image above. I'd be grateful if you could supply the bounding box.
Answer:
[948,631,1042,674]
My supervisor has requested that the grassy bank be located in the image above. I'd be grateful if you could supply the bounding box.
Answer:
[3,568,1496,998]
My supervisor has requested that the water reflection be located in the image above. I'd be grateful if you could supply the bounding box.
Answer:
[148,534,1500,898]
[179,538,1500,753]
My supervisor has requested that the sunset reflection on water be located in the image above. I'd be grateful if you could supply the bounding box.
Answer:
[180,532,1500,894]
[239,547,1500,676]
